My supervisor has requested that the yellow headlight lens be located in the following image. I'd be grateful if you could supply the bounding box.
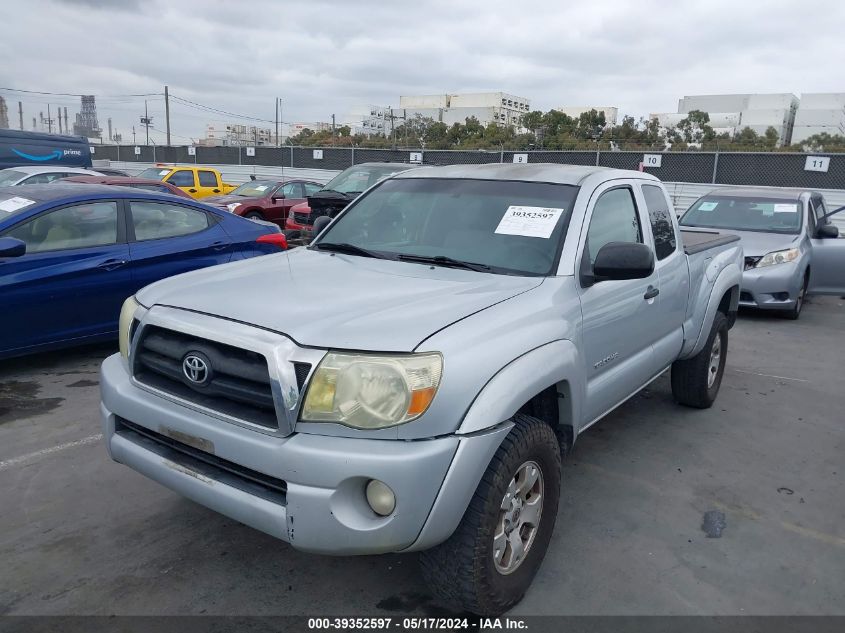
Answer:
[302,352,442,429]
[118,296,140,360]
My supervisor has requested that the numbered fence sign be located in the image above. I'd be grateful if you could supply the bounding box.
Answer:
[804,156,830,173]
[246,146,256,157]
[643,154,662,168]
[513,153,528,164]
[409,152,423,163]
[134,146,141,156]
[313,149,323,160]
[187,146,196,156]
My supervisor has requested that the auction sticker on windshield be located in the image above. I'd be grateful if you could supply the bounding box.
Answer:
[0,196,36,213]
[495,205,564,238]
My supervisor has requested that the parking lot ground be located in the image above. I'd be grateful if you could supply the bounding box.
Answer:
[1,297,843,616]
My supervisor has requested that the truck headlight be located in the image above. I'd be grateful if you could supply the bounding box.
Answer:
[118,296,140,360]
[756,248,799,268]
[226,203,241,212]
[301,352,442,429]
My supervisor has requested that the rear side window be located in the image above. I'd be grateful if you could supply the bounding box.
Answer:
[130,201,209,241]
[166,170,195,187]
[22,172,68,185]
[280,182,302,198]
[585,187,642,265]
[641,184,677,260]
[303,183,322,196]
[198,170,218,187]
[4,201,118,253]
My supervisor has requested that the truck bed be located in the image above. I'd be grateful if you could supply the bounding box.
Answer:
[681,228,740,255]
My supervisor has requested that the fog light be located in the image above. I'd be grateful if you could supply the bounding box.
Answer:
[366,479,395,516]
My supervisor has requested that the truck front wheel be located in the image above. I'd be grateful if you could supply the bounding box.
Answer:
[419,414,561,615]
[671,311,728,408]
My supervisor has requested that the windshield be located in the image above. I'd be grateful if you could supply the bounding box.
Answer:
[0,170,26,187]
[314,178,577,276]
[681,196,803,234]
[321,165,407,195]
[137,167,172,181]
[230,181,278,197]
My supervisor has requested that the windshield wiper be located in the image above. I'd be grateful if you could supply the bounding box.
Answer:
[397,254,491,272]
[313,242,387,259]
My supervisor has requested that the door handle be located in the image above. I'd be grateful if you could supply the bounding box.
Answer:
[644,286,660,300]
[188,188,197,193]
[98,258,127,271]
[213,189,220,193]
[210,241,227,251]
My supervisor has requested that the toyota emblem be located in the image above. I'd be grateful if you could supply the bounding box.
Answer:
[182,353,211,385]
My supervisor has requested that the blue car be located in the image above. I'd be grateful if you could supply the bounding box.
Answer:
[0,184,287,360]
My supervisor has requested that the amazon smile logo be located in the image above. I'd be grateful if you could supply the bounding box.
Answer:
[11,148,83,161]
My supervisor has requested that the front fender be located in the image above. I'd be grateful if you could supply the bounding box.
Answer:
[457,339,583,435]
[681,260,741,359]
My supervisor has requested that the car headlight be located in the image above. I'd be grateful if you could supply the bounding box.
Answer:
[226,203,241,212]
[301,352,442,429]
[118,296,140,360]
[756,248,800,268]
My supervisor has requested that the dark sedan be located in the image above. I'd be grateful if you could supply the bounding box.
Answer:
[0,184,287,360]
[204,178,323,226]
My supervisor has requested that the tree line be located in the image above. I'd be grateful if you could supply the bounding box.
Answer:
[288,108,845,153]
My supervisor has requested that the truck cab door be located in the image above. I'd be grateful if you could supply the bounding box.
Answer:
[576,182,660,428]
[164,169,199,198]
[197,169,223,198]
[638,183,688,369]
[808,198,845,295]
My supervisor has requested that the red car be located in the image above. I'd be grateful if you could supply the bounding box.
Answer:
[59,175,192,197]
[204,179,323,226]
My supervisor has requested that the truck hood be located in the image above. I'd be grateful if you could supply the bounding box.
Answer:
[136,247,543,351]
[716,229,799,257]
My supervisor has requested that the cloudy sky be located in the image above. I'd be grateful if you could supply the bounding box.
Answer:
[0,0,841,143]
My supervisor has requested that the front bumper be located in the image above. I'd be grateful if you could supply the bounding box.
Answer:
[740,261,805,310]
[100,353,509,554]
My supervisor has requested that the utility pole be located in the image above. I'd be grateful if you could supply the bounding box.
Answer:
[18,102,23,130]
[132,126,136,144]
[57,105,63,134]
[331,114,336,144]
[275,97,279,147]
[140,100,153,145]
[164,85,171,146]
[63,108,68,134]
[47,104,52,134]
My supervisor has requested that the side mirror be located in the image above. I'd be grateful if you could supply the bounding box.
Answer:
[0,237,26,258]
[592,242,655,281]
[312,215,332,236]
[817,224,839,239]
[272,193,285,201]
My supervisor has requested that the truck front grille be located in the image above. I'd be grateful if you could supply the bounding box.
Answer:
[133,326,309,430]
[115,417,287,505]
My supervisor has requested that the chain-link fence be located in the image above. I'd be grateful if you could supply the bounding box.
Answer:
[91,146,845,189]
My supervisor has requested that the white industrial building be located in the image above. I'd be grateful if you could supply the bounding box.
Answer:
[555,106,619,126]
[204,123,275,146]
[650,93,799,145]
[394,92,531,129]
[791,93,845,145]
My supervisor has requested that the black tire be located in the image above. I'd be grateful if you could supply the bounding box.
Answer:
[671,311,728,409]
[419,414,561,615]
[244,210,264,220]
[781,274,808,320]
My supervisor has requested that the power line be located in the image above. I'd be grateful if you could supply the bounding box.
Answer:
[0,87,161,98]
[169,94,275,124]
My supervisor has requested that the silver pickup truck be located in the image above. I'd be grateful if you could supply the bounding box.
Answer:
[100,164,743,615]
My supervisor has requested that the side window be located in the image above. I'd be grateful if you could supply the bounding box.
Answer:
[198,170,218,187]
[130,201,210,241]
[641,184,677,260]
[22,172,66,184]
[166,170,196,187]
[303,183,322,196]
[4,201,118,253]
[585,187,642,265]
[813,197,828,223]
[280,182,302,198]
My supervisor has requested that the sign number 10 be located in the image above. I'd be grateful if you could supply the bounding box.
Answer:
[643,154,662,168]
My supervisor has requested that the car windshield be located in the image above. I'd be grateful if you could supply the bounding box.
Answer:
[681,196,803,234]
[137,167,172,181]
[0,170,26,187]
[321,166,407,195]
[230,181,278,197]
[314,178,578,276]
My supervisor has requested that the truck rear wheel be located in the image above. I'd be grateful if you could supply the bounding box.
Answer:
[671,311,728,409]
[419,414,561,615]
